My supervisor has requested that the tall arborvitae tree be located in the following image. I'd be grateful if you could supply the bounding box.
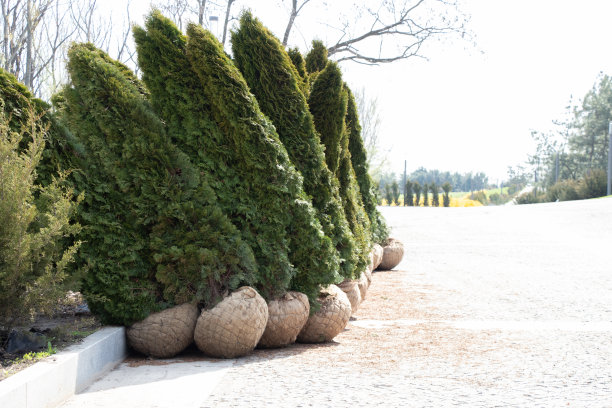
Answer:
[442,182,452,207]
[431,182,440,207]
[308,61,371,271]
[57,43,257,325]
[305,40,328,74]
[133,11,298,302]
[0,68,83,187]
[231,12,359,279]
[422,183,429,206]
[413,181,422,206]
[405,180,414,206]
[345,86,388,242]
[287,47,309,96]
[185,24,340,302]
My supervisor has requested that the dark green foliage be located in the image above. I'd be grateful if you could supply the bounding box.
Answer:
[384,183,393,205]
[413,181,422,206]
[231,13,359,279]
[431,182,440,207]
[305,40,328,74]
[0,68,82,187]
[308,62,345,174]
[288,47,307,79]
[405,180,414,206]
[391,180,400,205]
[308,61,371,271]
[185,24,340,301]
[422,183,429,206]
[133,11,298,302]
[58,43,256,325]
[344,86,388,242]
[442,182,452,207]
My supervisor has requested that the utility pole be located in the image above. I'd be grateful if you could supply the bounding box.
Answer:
[403,160,407,206]
[608,122,612,196]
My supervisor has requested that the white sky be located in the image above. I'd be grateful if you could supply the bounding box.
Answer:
[117,0,612,182]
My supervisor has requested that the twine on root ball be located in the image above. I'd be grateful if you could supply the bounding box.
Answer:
[258,291,310,348]
[127,303,199,358]
[194,286,268,358]
[377,238,404,270]
[297,285,351,343]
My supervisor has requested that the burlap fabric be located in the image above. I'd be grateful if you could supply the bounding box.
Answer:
[126,303,198,358]
[378,238,404,270]
[357,272,369,300]
[297,285,351,343]
[258,291,309,348]
[194,286,268,358]
[372,244,384,270]
[337,280,362,313]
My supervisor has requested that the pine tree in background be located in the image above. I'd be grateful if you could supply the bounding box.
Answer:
[185,24,340,301]
[414,181,422,206]
[231,12,358,279]
[133,11,299,302]
[308,61,371,272]
[384,183,393,205]
[345,85,388,242]
[58,43,256,325]
[442,182,452,207]
[405,180,414,206]
[422,183,429,206]
[391,180,400,205]
[431,182,440,207]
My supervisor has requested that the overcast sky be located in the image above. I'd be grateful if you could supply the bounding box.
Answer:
[121,0,612,182]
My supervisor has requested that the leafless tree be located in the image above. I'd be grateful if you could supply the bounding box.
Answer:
[282,0,311,46]
[354,87,390,177]
[283,0,469,65]
[221,0,235,46]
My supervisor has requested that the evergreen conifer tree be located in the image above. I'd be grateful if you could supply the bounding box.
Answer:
[384,183,393,205]
[308,62,371,270]
[185,24,340,301]
[405,180,413,206]
[431,182,440,207]
[413,181,422,206]
[422,183,429,206]
[345,86,388,242]
[58,43,256,325]
[305,40,328,74]
[231,12,359,279]
[442,182,452,207]
[133,11,300,302]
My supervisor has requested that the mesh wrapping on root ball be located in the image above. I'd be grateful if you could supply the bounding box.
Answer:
[297,285,351,343]
[258,291,310,348]
[194,286,268,358]
[337,280,362,314]
[377,238,404,270]
[126,303,198,358]
[372,244,384,270]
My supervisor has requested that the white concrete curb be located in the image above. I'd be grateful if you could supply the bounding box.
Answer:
[0,327,127,408]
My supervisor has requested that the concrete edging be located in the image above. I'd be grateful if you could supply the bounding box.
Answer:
[0,326,126,408]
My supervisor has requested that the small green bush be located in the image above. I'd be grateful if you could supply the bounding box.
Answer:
[546,180,580,202]
[0,108,81,329]
[185,24,340,302]
[469,190,488,205]
[579,169,607,199]
[58,43,256,325]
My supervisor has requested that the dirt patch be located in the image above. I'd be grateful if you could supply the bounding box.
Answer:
[0,293,101,381]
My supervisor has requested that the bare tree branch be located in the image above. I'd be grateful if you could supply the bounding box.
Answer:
[221,0,235,46]
[282,0,311,46]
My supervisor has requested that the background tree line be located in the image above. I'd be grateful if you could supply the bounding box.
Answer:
[376,167,491,195]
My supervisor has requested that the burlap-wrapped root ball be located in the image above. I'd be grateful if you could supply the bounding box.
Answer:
[378,238,404,270]
[297,285,351,343]
[258,291,310,348]
[194,286,268,358]
[126,303,199,358]
[357,272,369,301]
[337,280,362,313]
[372,244,384,270]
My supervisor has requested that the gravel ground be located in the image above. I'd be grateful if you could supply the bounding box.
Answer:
[63,198,612,407]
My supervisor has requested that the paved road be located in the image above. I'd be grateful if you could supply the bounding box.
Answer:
[62,198,612,407]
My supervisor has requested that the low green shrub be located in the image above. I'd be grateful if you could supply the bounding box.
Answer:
[579,169,607,199]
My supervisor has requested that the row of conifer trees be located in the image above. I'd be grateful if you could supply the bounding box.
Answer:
[0,11,388,326]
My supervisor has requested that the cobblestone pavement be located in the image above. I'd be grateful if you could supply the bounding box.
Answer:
[63,199,612,407]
